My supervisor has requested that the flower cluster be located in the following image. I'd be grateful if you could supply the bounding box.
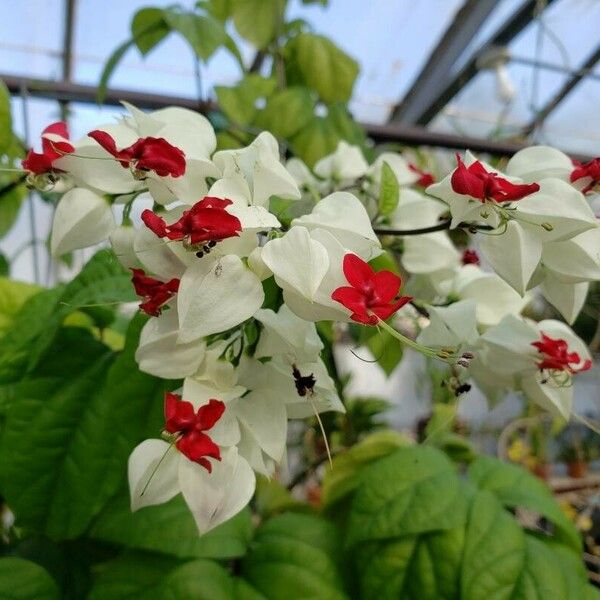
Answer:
[31,105,598,536]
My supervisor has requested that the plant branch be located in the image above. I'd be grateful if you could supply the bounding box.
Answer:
[373,220,494,236]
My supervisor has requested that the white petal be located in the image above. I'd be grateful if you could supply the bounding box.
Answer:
[402,233,460,274]
[252,149,301,207]
[515,179,596,242]
[367,152,419,188]
[505,146,573,182]
[128,439,180,511]
[226,204,281,232]
[235,391,287,461]
[179,447,255,535]
[177,255,264,342]
[417,300,479,348]
[541,227,600,283]
[135,308,206,379]
[314,141,368,181]
[390,189,447,229]
[109,225,140,269]
[237,424,277,477]
[479,221,542,294]
[292,192,381,259]
[261,226,329,299]
[54,143,140,195]
[254,304,323,364]
[247,247,272,281]
[521,371,572,420]
[541,277,588,324]
[208,175,252,207]
[134,227,189,280]
[51,188,116,255]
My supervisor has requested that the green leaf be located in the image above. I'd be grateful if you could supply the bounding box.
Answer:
[0,79,12,154]
[378,162,400,216]
[232,0,282,49]
[366,327,403,376]
[0,277,39,336]
[254,87,315,138]
[254,475,311,518]
[326,103,366,146]
[468,455,581,551]
[322,431,410,509]
[215,75,277,125]
[0,316,169,539]
[242,512,348,600]
[347,446,467,546]
[0,252,8,276]
[354,526,465,600]
[203,0,232,21]
[91,493,252,560]
[98,9,170,102]
[161,560,236,600]
[0,175,26,239]
[285,33,358,103]
[131,8,170,55]
[0,249,136,383]
[164,10,226,61]
[289,115,339,167]
[88,551,179,600]
[460,490,525,599]
[0,557,60,600]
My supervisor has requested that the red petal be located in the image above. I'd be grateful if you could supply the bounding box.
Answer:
[490,179,540,202]
[164,393,196,433]
[451,155,486,201]
[332,286,369,321]
[141,209,170,238]
[22,150,54,174]
[88,129,119,158]
[371,295,412,322]
[342,254,374,292]
[129,137,186,178]
[177,431,221,464]
[196,197,233,209]
[371,270,402,304]
[196,399,225,431]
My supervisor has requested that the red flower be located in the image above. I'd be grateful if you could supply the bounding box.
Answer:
[531,333,592,374]
[164,393,224,471]
[451,154,539,203]
[22,122,74,175]
[88,130,186,178]
[461,249,480,266]
[141,197,242,246]
[409,163,435,187]
[331,254,412,325]
[571,158,600,194]
[131,268,180,316]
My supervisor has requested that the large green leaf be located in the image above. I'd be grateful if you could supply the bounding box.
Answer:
[215,75,277,125]
[289,115,339,167]
[0,175,26,239]
[131,8,170,55]
[365,327,403,376]
[242,512,348,600]
[88,551,179,600]
[0,557,60,600]
[254,86,315,138]
[91,493,252,560]
[468,455,581,551]
[165,10,226,61]
[460,490,525,599]
[354,526,465,600]
[0,316,168,539]
[161,560,236,600]
[285,33,358,103]
[231,0,282,49]
[0,249,136,383]
[322,430,409,509]
[347,446,467,545]
[0,277,39,336]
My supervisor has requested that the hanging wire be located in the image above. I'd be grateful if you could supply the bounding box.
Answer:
[19,84,41,284]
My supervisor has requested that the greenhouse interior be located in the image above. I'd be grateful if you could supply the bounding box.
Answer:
[1,0,600,598]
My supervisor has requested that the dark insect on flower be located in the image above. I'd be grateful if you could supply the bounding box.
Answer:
[292,365,316,397]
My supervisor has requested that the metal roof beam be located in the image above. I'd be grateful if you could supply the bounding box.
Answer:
[2,73,591,161]
[523,43,600,136]
[402,0,558,126]
[390,0,497,124]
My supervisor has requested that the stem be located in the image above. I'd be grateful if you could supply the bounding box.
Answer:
[139,441,175,497]
[377,318,454,362]
[373,220,494,236]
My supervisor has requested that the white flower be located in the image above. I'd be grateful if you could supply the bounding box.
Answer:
[128,441,254,535]
[213,132,300,208]
[505,145,573,183]
[314,141,368,185]
[417,300,479,349]
[51,188,116,256]
[366,152,420,191]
